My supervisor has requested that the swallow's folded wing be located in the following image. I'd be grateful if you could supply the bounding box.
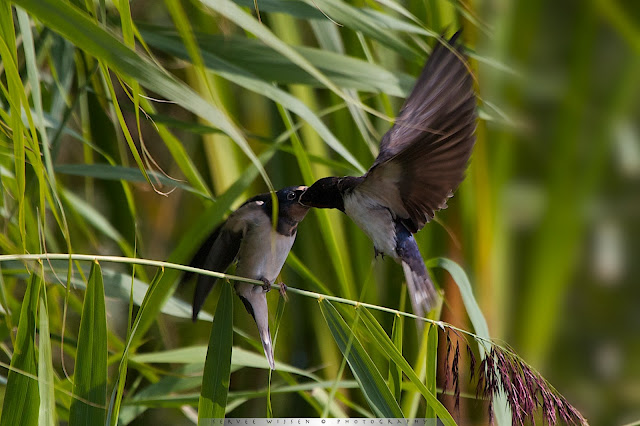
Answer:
[185,200,269,320]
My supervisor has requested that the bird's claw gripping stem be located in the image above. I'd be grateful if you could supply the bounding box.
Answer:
[277,282,288,301]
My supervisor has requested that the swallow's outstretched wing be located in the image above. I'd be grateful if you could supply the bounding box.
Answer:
[361,31,477,233]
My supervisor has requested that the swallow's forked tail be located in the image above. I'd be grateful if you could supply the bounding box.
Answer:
[401,259,438,319]
[237,284,276,370]
[395,223,439,319]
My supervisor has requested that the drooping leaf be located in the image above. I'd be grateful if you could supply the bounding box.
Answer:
[427,258,491,344]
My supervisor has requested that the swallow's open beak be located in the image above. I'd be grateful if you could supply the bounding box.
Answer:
[298,188,309,207]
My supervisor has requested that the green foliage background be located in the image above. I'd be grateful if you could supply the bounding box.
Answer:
[0,0,638,424]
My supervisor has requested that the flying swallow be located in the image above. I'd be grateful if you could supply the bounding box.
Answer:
[300,32,476,318]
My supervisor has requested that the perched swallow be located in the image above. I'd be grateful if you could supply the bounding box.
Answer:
[300,32,476,318]
[184,186,309,369]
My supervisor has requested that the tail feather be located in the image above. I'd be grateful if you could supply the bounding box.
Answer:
[192,279,215,322]
[395,222,439,318]
[401,260,438,319]
[236,283,276,370]
[259,325,276,370]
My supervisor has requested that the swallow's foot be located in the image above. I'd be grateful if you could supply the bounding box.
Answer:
[277,282,288,301]
[374,247,385,260]
[260,277,271,292]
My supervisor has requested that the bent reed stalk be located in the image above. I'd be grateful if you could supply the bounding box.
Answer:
[0,253,472,338]
[0,253,588,424]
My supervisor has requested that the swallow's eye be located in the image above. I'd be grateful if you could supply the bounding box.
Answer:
[286,191,296,201]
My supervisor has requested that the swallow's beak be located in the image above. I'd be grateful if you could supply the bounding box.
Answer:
[298,187,310,207]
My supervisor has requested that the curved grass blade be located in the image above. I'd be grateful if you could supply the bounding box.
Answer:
[0,273,41,426]
[356,307,456,426]
[201,0,388,124]
[0,7,27,251]
[140,27,364,173]
[198,282,233,420]
[130,346,315,379]
[232,0,324,18]
[302,0,420,61]
[69,261,108,425]
[61,189,133,256]
[12,0,273,192]
[427,257,490,344]
[56,164,210,198]
[126,380,360,409]
[318,299,403,418]
[139,27,413,97]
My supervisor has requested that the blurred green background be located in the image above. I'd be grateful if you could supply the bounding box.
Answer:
[0,0,639,424]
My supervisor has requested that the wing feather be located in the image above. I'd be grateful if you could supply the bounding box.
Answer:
[186,220,243,321]
[361,31,477,233]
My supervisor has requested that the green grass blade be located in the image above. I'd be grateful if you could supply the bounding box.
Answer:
[56,164,210,198]
[389,311,403,401]
[124,380,360,409]
[424,324,439,420]
[427,257,491,345]
[3,260,206,321]
[16,9,55,186]
[69,261,108,425]
[0,12,27,251]
[201,0,384,123]
[12,0,273,191]
[131,346,315,379]
[138,26,414,95]
[303,0,420,61]
[318,299,403,418]
[231,0,323,18]
[198,282,233,420]
[0,272,41,426]
[140,27,365,174]
[357,307,456,426]
[37,285,56,426]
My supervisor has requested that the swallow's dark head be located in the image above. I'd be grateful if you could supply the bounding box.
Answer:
[299,176,345,211]
[276,185,309,223]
